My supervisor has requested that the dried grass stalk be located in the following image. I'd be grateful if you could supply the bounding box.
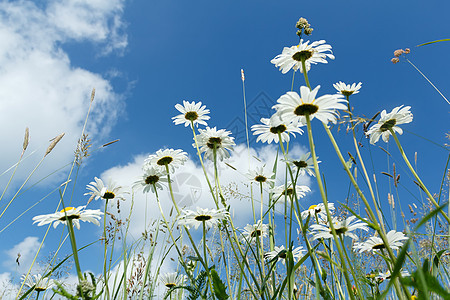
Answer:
[23,127,29,151]
[45,133,65,156]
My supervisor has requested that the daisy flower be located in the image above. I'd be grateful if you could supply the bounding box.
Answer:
[145,148,188,173]
[177,207,229,230]
[283,152,317,177]
[159,272,187,289]
[264,245,305,264]
[271,39,334,74]
[301,203,334,221]
[310,216,368,241]
[21,274,55,292]
[353,230,408,253]
[273,85,347,126]
[251,113,303,144]
[195,127,235,161]
[247,166,275,187]
[84,177,126,203]
[365,105,413,144]
[133,167,168,194]
[271,183,310,204]
[241,220,269,243]
[172,100,210,127]
[333,81,362,97]
[377,270,410,282]
[32,206,103,230]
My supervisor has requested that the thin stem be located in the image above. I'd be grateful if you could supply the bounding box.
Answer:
[103,199,110,300]
[305,114,355,300]
[390,129,450,223]
[405,58,450,105]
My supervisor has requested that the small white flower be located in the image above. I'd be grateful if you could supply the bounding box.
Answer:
[271,39,334,74]
[264,245,305,265]
[247,166,275,186]
[195,127,235,161]
[178,207,229,230]
[365,105,413,144]
[84,177,126,202]
[301,203,334,221]
[310,216,368,241]
[271,183,310,204]
[133,167,168,194]
[333,81,362,96]
[377,270,410,282]
[273,86,347,126]
[145,149,188,173]
[21,274,55,292]
[353,230,408,253]
[241,220,269,243]
[159,272,187,289]
[283,152,317,177]
[172,100,210,127]
[251,113,303,144]
[32,206,103,230]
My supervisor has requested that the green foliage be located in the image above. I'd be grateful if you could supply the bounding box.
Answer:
[211,268,229,300]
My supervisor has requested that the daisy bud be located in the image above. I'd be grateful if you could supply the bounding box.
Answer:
[404,48,410,54]
[296,17,309,29]
[391,57,400,64]
[394,49,404,57]
[304,27,314,35]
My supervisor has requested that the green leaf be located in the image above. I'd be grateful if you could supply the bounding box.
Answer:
[417,39,450,47]
[211,269,229,300]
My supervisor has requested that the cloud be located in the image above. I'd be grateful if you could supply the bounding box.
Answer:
[0,0,127,189]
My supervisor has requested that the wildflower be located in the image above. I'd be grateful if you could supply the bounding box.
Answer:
[301,203,334,221]
[353,230,408,253]
[251,113,303,144]
[377,270,410,282]
[273,86,347,126]
[271,183,310,204]
[85,177,126,203]
[160,272,186,289]
[21,274,55,292]
[145,149,188,173]
[195,127,235,161]
[271,39,334,74]
[172,100,210,127]
[333,81,362,97]
[310,216,368,240]
[242,220,269,243]
[133,167,168,193]
[391,57,400,64]
[32,206,103,229]
[394,49,404,57]
[265,245,305,264]
[296,17,309,29]
[283,152,317,177]
[365,105,413,144]
[178,207,229,230]
[247,166,275,186]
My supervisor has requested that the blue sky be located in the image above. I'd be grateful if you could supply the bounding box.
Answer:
[0,0,449,296]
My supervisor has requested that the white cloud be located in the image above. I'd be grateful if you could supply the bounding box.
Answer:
[0,0,127,189]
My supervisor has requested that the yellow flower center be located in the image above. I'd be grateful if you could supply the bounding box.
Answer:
[308,205,317,211]
[60,207,75,213]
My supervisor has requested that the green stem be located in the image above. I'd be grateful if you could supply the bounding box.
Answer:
[103,199,110,300]
[301,58,311,90]
[390,129,450,223]
[67,219,83,281]
[305,114,355,300]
